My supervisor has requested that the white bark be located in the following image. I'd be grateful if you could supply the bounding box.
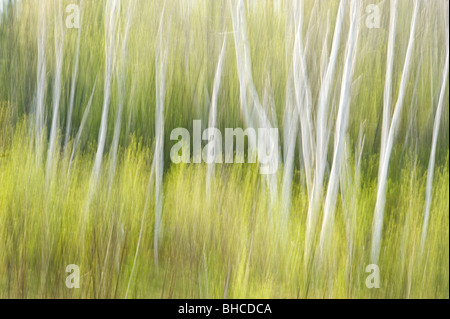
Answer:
[371,0,419,264]
[320,0,360,253]
[421,46,449,251]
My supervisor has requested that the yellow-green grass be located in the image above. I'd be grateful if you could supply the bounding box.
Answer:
[0,117,448,298]
[0,0,448,298]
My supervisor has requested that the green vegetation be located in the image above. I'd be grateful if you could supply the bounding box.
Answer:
[0,0,448,298]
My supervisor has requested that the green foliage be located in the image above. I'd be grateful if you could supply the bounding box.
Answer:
[0,121,447,298]
[0,0,448,298]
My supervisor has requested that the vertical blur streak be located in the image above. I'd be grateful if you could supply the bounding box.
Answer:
[35,0,46,154]
[380,0,398,174]
[126,3,168,297]
[305,0,345,262]
[154,3,168,267]
[0,0,5,18]
[206,36,227,194]
[109,0,134,190]
[320,0,360,255]
[281,69,297,225]
[230,0,251,132]
[64,0,84,154]
[372,0,419,264]
[92,0,118,182]
[341,124,365,279]
[421,37,449,251]
[230,0,279,213]
[82,0,119,230]
[68,81,97,176]
[292,0,314,204]
[46,0,64,185]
